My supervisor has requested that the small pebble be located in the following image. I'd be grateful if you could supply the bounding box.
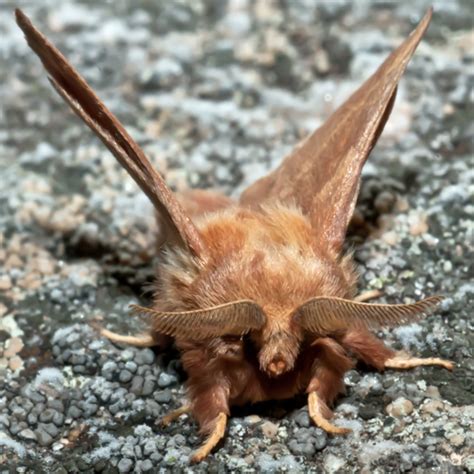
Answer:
[157,372,177,388]
[121,443,135,458]
[18,428,37,441]
[260,421,279,439]
[67,406,82,419]
[124,361,137,373]
[4,337,24,357]
[52,411,65,426]
[9,356,23,371]
[421,400,444,415]
[447,433,465,447]
[0,275,12,290]
[130,375,144,395]
[39,409,55,423]
[120,350,134,362]
[141,377,155,396]
[293,410,311,427]
[119,370,133,383]
[374,191,396,213]
[135,349,155,365]
[140,459,154,472]
[47,399,64,411]
[117,458,133,473]
[143,440,157,456]
[324,454,346,474]
[386,397,414,418]
[38,422,60,438]
[245,415,262,425]
[36,428,54,447]
[0,414,10,427]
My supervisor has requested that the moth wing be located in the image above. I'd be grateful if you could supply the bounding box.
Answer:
[177,189,235,218]
[15,9,205,257]
[240,9,432,253]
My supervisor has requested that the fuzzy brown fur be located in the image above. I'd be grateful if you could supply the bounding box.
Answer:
[155,204,369,432]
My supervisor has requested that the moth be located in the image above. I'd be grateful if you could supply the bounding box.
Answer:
[17,8,454,463]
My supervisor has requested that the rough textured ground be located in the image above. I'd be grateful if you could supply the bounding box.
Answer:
[0,0,473,472]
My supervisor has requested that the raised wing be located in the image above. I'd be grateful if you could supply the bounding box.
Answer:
[240,9,432,254]
[16,9,206,258]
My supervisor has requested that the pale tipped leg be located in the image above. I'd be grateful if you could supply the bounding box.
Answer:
[100,328,155,347]
[385,352,454,371]
[308,392,351,435]
[161,405,191,427]
[191,412,227,463]
[354,289,383,302]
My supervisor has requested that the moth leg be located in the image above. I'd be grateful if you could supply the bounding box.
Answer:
[161,405,191,427]
[340,330,454,371]
[354,289,382,302]
[191,412,227,463]
[385,352,454,371]
[340,328,395,371]
[307,338,354,435]
[308,391,351,434]
[100,328,155,347]
[184,379,231,461]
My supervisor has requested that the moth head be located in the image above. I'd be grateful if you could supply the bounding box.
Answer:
[242,303,305,378]
[255,324,303,377]
[132,300,305,377]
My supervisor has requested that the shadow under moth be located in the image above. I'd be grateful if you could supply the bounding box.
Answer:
[16,7,454,462]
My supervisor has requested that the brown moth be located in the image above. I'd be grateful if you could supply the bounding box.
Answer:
[16,7,453,463]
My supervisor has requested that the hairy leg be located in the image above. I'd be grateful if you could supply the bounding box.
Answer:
[307,338,354,434]
[354,289,382,302]
[385,352,454,371]
[177,340,268,460]
[340,328,395,371]
[100,329,156,347]
[308,391,351,434]
[341,328,453,371]
[161,405,191,426]
[161,385,228,462]
[191,412,228,463]
[100,327,172,349]
[187,380,230,462]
